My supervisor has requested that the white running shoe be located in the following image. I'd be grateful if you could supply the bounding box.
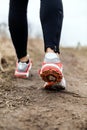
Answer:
[39,52,66,90]
[14,59,32,78]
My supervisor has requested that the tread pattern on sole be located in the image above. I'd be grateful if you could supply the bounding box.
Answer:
[40,69,63,83]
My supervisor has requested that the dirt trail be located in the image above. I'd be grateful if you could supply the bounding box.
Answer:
[0,39,87,130]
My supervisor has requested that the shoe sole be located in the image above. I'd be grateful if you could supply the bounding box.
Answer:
[14,72,29,78]
[40,68,63,83]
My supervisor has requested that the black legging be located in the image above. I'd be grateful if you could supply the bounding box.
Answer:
[9,0,63,59]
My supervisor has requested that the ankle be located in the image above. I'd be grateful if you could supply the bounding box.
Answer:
[46,48,54,53]
[46,48,60,57]
[19,55,29,62]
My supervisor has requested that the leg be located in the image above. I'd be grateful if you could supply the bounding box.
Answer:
[40,0,63,54]
[8,0,32,78]
[9,0,29,60]
[39,0,66,90]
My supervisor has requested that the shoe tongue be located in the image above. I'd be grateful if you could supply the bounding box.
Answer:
[44,52,60,63]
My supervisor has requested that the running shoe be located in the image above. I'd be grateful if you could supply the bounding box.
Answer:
[14,59,32,78]
[39,52,66,89]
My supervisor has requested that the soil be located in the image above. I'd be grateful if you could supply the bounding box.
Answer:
[0,38,87,130]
